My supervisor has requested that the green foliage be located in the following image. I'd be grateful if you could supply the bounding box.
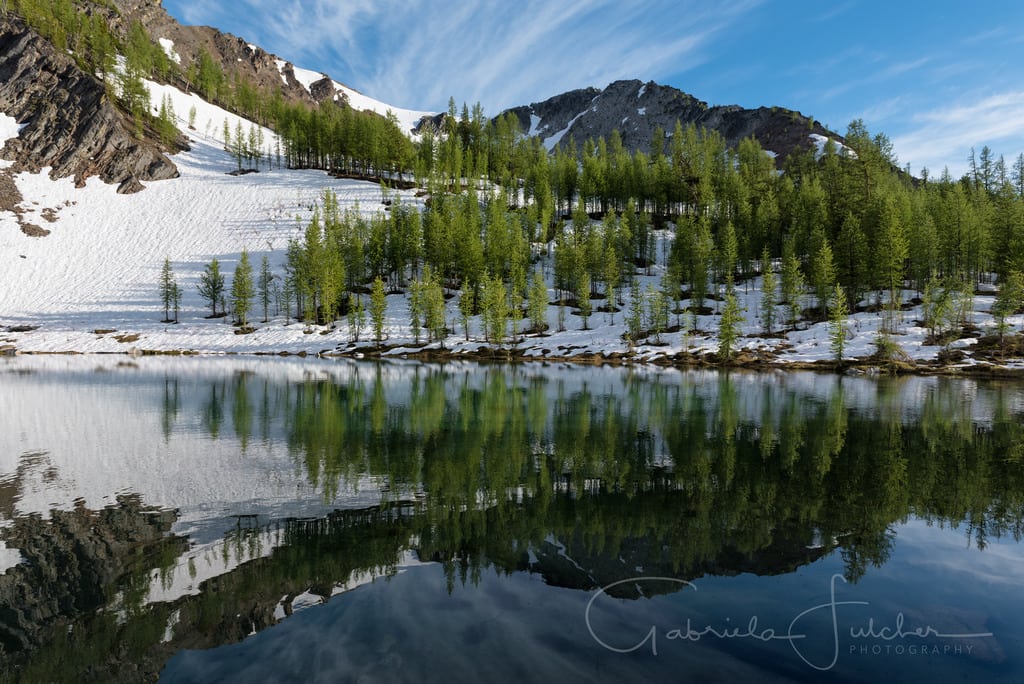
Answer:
[717,289,744,361]
[347,293,365,342]
[645,284,669,343]
[197,258,225,317]
[760,248,777,334]
[626,277,643,342]
[158,257,177,323]
[780,238,805,327]
[576,272,591,329]
[527,269,548,333]
[829,283,849,360]
[993,270,1024,343]
[481,271,508,345]
[370,275,387,345]
[421,267,447,345]
[257,255,273,323]
[231,250,254,327]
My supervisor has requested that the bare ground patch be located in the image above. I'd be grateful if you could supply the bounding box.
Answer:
[0,169,50,237]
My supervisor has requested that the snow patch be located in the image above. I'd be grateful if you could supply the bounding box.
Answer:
[528,113,543,137]
[331,81,432,136]
[544,109,587,151]
[291,65,326,92]
[158,38,180,65]
[274,59,289,87]
[638,107,647,116]
[638,83,646,99]
[810,133,855,159]
[0,113,24,169]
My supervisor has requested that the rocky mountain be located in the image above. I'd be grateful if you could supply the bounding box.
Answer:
[504,79,841,163]
[0,0,429,194]
[0,15,179,193]
[106,0,431,130]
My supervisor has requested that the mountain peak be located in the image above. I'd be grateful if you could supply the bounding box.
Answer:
[504,80,838,162]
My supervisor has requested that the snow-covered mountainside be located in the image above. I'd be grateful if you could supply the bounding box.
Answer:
[505,79,842,163]
[116,0,433,135]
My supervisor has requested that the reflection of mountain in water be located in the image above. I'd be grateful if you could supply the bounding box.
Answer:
[1,359,1023,681]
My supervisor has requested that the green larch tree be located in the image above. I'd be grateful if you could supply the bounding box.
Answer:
[829,283,849,361]
[231,250,255,327]
[159,257,177,322]
[718,290,744,362]
[370,275,387,346]
[197,258,225,318]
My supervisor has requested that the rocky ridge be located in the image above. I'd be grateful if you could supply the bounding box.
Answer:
[0,16,179,192]
[504,79,841,163]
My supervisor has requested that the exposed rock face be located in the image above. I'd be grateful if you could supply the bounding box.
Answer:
[505,79,841,164]
[108,0,327,108]
[0,18,179,191]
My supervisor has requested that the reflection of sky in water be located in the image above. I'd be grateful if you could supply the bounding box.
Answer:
[163,520,1023,684]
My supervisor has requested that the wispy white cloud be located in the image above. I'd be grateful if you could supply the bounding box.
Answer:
[165,0,763,113]
[891,91,1024,176]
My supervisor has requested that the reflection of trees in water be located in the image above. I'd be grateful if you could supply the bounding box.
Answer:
[168,365,1024,581]
[7,363,1024,680]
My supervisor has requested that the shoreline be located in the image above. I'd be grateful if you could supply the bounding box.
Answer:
[6,338,1024,378]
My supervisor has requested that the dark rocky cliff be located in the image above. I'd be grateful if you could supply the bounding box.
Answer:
[0,17,179,192]
[505,79,841,164]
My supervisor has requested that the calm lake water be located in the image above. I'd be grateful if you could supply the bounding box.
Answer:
[1,356,1022,683]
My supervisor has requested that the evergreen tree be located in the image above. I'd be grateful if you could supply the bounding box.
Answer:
[171,281,182,324]
[829,283,849,361]
[348,294,365,342]
[780,238,805,327]
[576,272,592,330]
[231,250,255,327]
[422,267,447,345]
[409,279,423,344]
[993,270,1024,346]
[458,285,475,341]
[197,258,225,317]
[626,276,644,341]
[527,269,548,333]
[481,271,508,346]
[257,255,273,323]
[718,290,744,362]
[646,284,669,343]
[760,247,777,334]
[808,228,837,316]
[159,257,177,322]
[876,196,909,333]
[370,275,387,346]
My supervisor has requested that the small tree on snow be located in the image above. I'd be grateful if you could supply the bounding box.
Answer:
[829,283,850,361]
[257,255,273,322]
[197,258,225,318]
[718,290,744,362]
[159,258,177,322]
[370,276,387,346]
[231,250,255,327]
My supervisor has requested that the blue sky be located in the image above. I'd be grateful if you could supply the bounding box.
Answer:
[162,0,1024,177]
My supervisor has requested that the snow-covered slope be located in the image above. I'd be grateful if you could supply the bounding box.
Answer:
[288,64,432,135]
[0,81,1021,369]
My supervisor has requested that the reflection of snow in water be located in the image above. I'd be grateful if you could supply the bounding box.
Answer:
[0,539,23,573]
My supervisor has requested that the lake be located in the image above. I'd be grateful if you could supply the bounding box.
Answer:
[1,356,1022,683]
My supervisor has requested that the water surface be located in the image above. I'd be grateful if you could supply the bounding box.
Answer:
[0,357,1022,682]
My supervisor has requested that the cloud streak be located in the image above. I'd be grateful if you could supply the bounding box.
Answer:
[892,91,1024,175]
[165,0,762,113]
